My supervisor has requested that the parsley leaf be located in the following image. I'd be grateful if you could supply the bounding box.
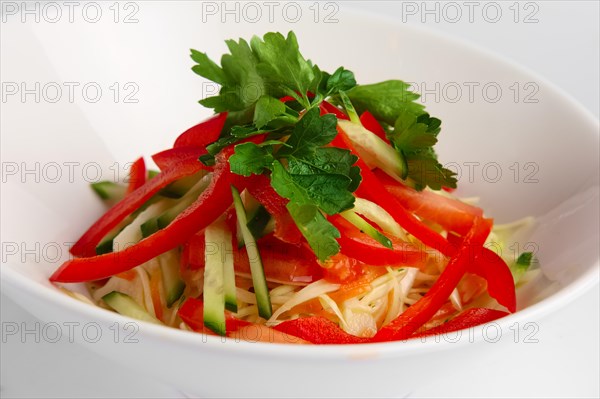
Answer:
[194,39,265,112]
[287,148,361,192]
[253,95,287,129]
[286,202,340,261]
[190,50,227,85]
[325,67,357,96]
[345,80,425,126]
[278,108,338,159]
[389,109,456,190]
[404,150,457,191]
[192,31,460,261]
[229,142,274,176]
[272,161,354,215]
[250,32,317,104]
[393,112,441,150]
[191,32,321,124]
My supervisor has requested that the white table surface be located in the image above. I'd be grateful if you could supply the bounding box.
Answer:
[1,1,599,398]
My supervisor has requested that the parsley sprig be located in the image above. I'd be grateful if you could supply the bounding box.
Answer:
[191,31,456,260]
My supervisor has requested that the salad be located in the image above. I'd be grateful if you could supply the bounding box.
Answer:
[51,31,537,344]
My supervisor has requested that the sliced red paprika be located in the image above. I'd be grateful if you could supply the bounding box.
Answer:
[273,316,369,344]
[70,153,206,257]
[469,248,516,312]
[246,174,302,244]
[375,169,483,235]
[359,110,388,143]
[178,297,250,335]
[442,234,515,312]
[319,101,349,120]
[152,146,211,171]
[279,95,296,103]
[330,215,428,268]
[173,112,227,149]
[126,157,146,194]
[413,308,509,338]
[51,149,244,283]
[373,217,492,342]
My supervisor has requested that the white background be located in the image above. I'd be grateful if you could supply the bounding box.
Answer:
[1,1,599,398]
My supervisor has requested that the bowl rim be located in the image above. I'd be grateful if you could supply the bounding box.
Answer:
[2,12,599,359]
[2,262,598,359]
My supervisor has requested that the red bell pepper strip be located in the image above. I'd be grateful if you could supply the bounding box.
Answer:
[319,101,349,120]
[178,298,251,335]
[444,234,515,312]
[373,217,492,342]
[331,123,455,256]
[374,169,483,235]
[70,154,206,257]
[156,132,268,171]
[273,316,369,344]
[330,215,428,268]
[152,146,212,171]
[413,308,509,338]
[279,92,316,104]
[469,248,516,312]
[359,111,388,143]
[126,157,146,194]
[246,174,303,244]
[279,95,296,103]
[173,112,227,149]
[51,149,244,283]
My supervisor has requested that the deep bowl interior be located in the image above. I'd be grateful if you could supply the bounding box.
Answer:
[1,4,599,397]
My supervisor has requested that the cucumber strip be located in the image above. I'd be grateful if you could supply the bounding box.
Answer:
[231,186,272,319]
[341,210,393,249]
[235,191,262,248]
[352,197,407,240]
[246,205,271,239]
[204,216,237,312]
[236,224,245,249]
[95,218,132,255]
[96,234,117,255]
[113,199,175,252]
[338,119,406,181]
[203,218,227,335]
[339,90,360,124]
[139,174,211,236]
[159,172,206,198]
[91,181,127,205]
[140,218,160,238]
[156,174,212,229]
[157,250,186,307]
[102,291,163,325]
[220,221,238,313]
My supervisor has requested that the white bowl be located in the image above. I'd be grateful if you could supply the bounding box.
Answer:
[2,4,598,398]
